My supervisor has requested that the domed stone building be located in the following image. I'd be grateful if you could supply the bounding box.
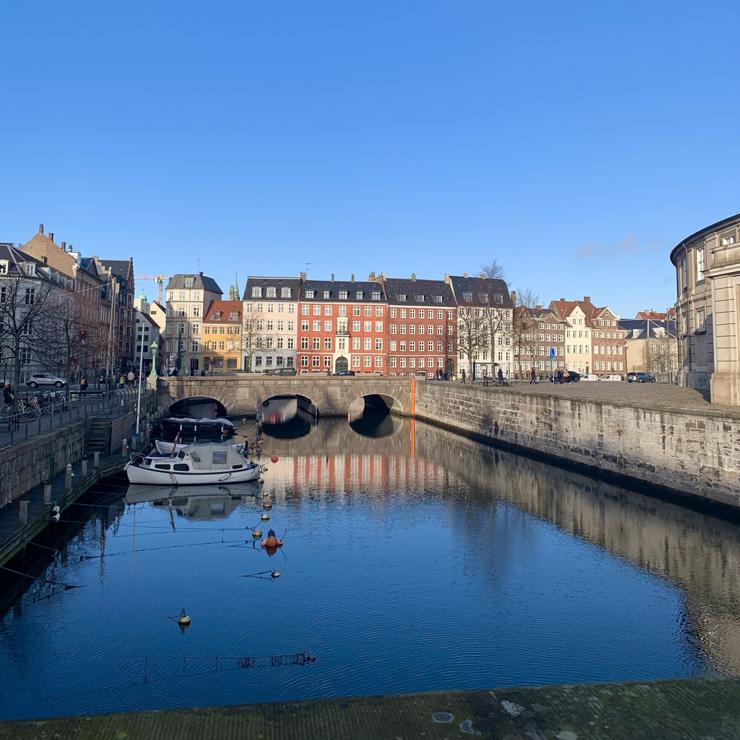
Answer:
[670,213,740,405]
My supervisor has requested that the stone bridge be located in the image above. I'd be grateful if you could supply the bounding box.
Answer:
[156,376,414,418]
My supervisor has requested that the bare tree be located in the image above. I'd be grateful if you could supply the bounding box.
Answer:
[457,306,485,379]
[646,334,678,381]
[480,260,506,282]
[511,287,540,378]
[0,275,59,402]
[242,309,265,372]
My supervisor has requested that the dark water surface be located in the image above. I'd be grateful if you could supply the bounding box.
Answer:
[0,416,738,720]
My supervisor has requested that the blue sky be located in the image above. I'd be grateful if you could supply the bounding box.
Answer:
[1,1,739,317]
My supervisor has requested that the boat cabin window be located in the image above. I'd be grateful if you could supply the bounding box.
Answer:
[231,464,243,469]
[154,464,171,470]
[212,450,227,465]
[173,464,190,472]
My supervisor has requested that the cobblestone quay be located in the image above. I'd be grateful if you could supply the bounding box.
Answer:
[1,677,737,739]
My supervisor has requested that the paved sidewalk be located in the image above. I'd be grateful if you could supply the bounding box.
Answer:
[1,677,738,739]
[446,379,740,417]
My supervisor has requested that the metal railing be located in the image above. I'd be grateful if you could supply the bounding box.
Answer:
[0,388,157,448]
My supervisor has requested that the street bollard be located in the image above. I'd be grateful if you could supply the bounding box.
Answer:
[43,484,52,504]
[93,451,100,468]
[65,463,73,491]
[81,459,88,477]
[19,500,28,525]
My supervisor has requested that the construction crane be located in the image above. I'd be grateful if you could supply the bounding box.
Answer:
[137,274,166,302]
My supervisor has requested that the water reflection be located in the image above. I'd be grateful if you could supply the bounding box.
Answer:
[0,416,738,721]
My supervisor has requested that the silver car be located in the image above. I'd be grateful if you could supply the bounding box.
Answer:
[27,373,67,388]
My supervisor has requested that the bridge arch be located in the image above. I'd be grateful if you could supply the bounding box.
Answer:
[258,393,319,423]
[349,393,404,416]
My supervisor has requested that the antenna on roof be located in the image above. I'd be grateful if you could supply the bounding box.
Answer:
[304,262,316,275]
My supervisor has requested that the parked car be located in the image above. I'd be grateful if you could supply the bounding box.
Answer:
[333,370,356,376]
[26,373,66,388]
[626,371,655,383]
[562,370,580,383]
[263,367,297,376]
[601,374,623,382]
[581,373,599,382]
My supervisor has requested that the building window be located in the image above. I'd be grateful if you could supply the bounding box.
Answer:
[266,287,276,298]
[371,291,381,301]
[324,337,332,350]
[323,290,330,299]
[251,287,262,298]
[721,233,736,246]
[281,287,292,298]
[312,337,320,349]
[305,290,315,299]
[390,357,397,367]
[696,308,706,333]
[300,356,308,367]
[398,294,406,302]
[312,356,320,367]
[339,290,348,300]
[356,291,364,300]
[695,248,705,280]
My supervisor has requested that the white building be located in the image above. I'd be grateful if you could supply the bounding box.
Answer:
[163,273,222,375]
[242,277,300,371]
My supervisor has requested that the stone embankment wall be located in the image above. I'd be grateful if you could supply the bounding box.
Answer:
[414,383,740,511]
[0,423,85,508]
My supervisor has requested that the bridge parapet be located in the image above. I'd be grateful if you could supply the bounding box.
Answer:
[157,376,413,418]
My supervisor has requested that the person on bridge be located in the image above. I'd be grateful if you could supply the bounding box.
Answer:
[530,366,537,384]
[127,370,135,387]
[498,367,504,385]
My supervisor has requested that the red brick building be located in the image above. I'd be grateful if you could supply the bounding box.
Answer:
[381,276,456,376]
[297,279,388,374]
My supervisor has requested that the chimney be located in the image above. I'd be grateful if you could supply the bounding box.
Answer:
[331,273,335,281]
[463,272,469,278]
[39,224,44,234]
[61,241,66,251]
[299,271,307,280]
[351,273,355,282]
[535,304,542,311]
[559,297,564,302]
[583,296,591,303]
[411,272,416,281]
[510,290,517,305]
[43,256,48,265]
[49,232,54,242]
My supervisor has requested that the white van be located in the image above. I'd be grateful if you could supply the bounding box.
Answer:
[601,374,623,382]
[581,373,599,382]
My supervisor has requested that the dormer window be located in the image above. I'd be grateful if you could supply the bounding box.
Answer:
[0,260,7,274]
[339,290,348,300]
[184,276,194,288]
[494,294,503,305]
[24,263,36,276]
[463,291,473,301]
[371,291,381,301]
[415,294,424,302]
[266,287,277,298]
[305,289,315,299]
[281,287,291,298]
[355,291,364,300]
[252,287,262,298]
[398,293,407,302]
[433,295,442,303]
[323,290,331,299]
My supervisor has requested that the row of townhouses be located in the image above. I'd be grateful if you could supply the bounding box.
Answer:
[149,271,656,380]
[1,225,136,386]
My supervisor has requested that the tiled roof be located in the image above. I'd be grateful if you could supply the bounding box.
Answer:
[99,259,132,278]
[204,300,243,323]
[448,275,512,308]
[243,276,301,301]
[618,319,677,339]
[166,273,223,294]
[299,280,386,302]
[382,277,455,306]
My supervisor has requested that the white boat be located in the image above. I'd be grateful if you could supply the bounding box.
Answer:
[154,439,246,455]
[125,442,264,485]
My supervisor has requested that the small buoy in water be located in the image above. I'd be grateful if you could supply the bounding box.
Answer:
[271,571,281,578]
[178,609,191,627]
[252,528,262,538]
[263,500,272,510]
[260,513,270,521]
[270,455,278,464]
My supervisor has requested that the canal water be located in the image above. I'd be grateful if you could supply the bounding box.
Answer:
[0,415,738,720]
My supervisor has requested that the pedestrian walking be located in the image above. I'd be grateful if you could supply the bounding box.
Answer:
[118,373,126,390]
[80,376,88,392]
[3,383,14,411]
[127,370,135,387]
[498,367,504,386]
[530,366,537,384]
[461,368,466,384]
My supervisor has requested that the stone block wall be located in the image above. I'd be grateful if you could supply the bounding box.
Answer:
[414,383,740,510]
[0,423,86,507]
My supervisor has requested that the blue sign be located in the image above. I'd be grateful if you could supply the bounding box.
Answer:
[549,347,555,359]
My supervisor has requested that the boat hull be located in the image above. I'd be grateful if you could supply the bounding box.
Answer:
[125,462,261,485]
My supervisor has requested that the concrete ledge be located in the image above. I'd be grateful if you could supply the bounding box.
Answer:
[1,678,738,739]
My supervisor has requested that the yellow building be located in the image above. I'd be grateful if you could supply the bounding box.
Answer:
[202,300,242,373]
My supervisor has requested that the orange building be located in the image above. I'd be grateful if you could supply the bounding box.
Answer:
[202,300,242,372]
